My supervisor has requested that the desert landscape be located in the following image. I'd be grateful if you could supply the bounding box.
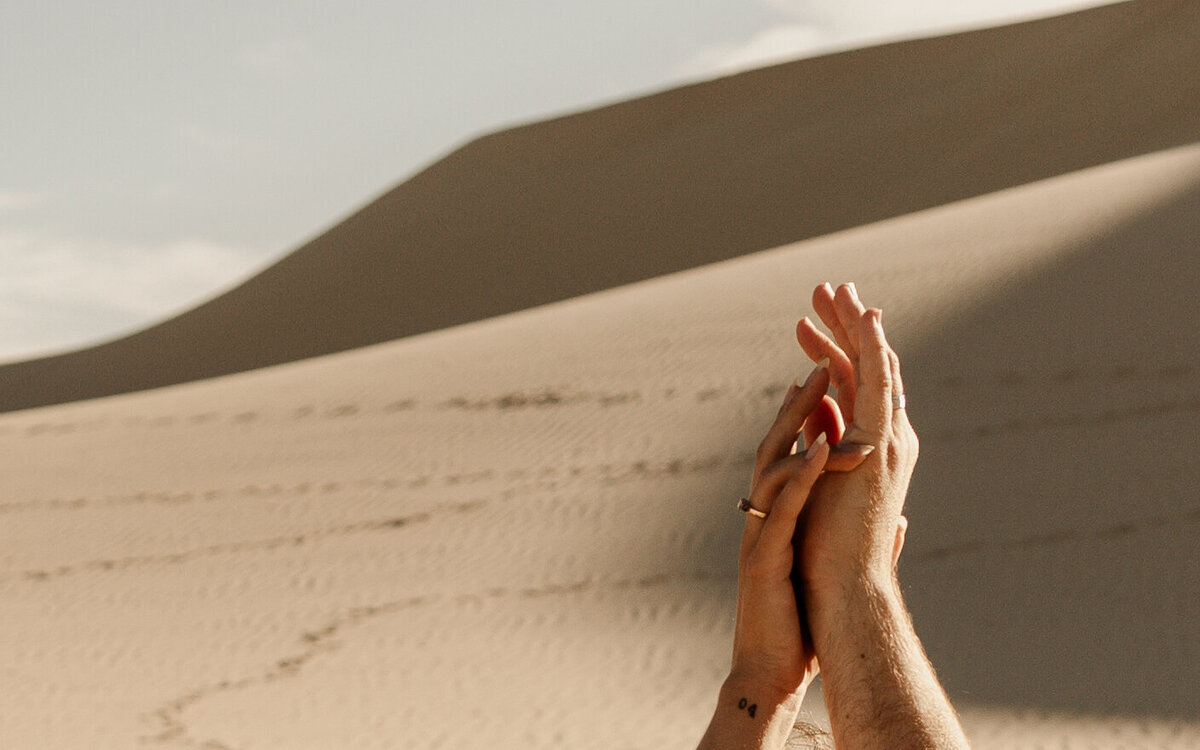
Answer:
[2,1,1199,747]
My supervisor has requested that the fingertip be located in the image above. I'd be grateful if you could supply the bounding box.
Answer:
[814,282,833,305]
[804,431,828,460]
[800,360,830,391]
[796,316,814,341]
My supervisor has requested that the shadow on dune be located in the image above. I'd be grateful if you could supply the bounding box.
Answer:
[2,0,1198,413]
[897,175,1200,718]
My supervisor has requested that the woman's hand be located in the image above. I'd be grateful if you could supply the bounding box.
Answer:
[730,363,837,696]
[699,284,913,750]
[698,366,842,750]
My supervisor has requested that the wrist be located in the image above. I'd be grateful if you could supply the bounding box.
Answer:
[804,570,904,647]
[719,670,805,722]
[697,673,806,750]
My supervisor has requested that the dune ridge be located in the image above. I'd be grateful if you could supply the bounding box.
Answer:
[3,0,1198,413]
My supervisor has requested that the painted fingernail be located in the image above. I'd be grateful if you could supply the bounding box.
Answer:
[805,432,827,459]
[847,281,858,298]
[802,359,828,387]
[837,443,876,457]
[821,281,834,294]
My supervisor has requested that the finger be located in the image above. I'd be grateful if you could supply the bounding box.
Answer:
[832,282,868,362]
[882,326,911,433]
[795,317,856,423]
[849,308,893,440]
[812,283,855,362]
[775,381,799,419]
[805,392,878,470]
[741,443,829,553]
[753,363,829,485]
[825,441,875,472]
[755,435,829,559]
[892,515,908,568]
[747,450,819,519]
[802,394,842,449]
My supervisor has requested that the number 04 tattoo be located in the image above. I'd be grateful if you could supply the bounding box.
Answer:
[737,697,758,718]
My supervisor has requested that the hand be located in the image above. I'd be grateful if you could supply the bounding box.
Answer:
[731,363,867,696]
[790,284,971,750]
[794,282,917,599]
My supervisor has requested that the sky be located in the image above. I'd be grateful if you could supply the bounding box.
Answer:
[0,0,1117,363]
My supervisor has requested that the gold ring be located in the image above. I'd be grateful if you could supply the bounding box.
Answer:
[737,497,768,519]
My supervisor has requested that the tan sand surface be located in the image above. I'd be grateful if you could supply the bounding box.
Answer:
[3,142,1199,748]
[3,0,1198,412]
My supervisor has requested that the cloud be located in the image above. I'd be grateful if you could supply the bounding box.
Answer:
[678,23,832,79]
[680,0,1119,80]
[0,232,274,362]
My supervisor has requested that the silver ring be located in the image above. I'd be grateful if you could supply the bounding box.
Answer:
[737,497,768,519]
[892,393,906,410]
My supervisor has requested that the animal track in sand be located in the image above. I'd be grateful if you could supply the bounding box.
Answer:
[0,451,742,583]
[923,394,1200,442]
[2,503,486,585]
[0,452,738,516]
[911,502,1200,563]
[140,571,719,748]
[4,363,1192,441]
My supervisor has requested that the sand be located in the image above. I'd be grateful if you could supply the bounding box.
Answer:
[3,142,1199,747]
[4,2,1200,748]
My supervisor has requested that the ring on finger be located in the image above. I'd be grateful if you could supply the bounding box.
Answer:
[737,497,768,519]
[892,393,906,410]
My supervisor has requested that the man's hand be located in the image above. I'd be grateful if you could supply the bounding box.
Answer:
[792,282,970,750]
[794,282,916,598]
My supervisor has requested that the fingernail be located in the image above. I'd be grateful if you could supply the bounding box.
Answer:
[802,358,828,387]
[847,281,858,299]
[821,281,834,294]
[779,382,800,412]
[837,443,876,457]
[805,431,827,459]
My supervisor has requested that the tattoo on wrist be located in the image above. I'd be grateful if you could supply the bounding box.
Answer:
[737,697,758,718]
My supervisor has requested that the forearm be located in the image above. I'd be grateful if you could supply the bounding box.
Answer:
[697,672,805,750]
[811,576,969,750]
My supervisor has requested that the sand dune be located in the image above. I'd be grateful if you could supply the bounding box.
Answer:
[3,142,1199,747]
[3,0,1198,413]
[4,2,1200,747]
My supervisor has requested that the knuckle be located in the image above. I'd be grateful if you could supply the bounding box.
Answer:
[758,456,796,491]
[755,437,775,463]
[885,444,906,473]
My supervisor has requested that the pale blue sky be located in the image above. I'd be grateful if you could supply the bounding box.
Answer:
[0,0,1114,362]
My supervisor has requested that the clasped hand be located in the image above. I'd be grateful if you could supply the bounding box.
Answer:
[731,282,917,697]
